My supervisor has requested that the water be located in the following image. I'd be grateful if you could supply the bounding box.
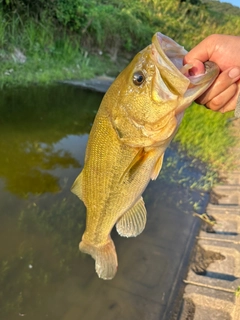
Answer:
[0,85,209,320]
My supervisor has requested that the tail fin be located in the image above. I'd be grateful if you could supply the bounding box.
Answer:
[79,239,118,280]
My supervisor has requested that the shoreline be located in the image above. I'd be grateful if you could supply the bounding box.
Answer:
[61,76,115,93]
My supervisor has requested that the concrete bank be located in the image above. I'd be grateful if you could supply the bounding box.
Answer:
[179,119,240,320]
[61,76,114,93]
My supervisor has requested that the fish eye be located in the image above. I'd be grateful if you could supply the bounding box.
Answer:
[133,71,145,86]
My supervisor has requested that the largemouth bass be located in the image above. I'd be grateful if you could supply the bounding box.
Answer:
[72,32,219,280]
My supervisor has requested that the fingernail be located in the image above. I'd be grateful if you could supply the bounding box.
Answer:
[229,67,240,79]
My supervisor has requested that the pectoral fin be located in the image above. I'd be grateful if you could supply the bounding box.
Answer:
[151,153,164,180]
[71,171,83,200]
[120,148,152,183]
[120,148,145,181]
[116,197,147,237]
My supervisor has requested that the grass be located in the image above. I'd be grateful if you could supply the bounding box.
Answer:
[175,103,236,171]
[0,11,104,87]
[0,9,128,88]
[235,286,240,298]
[1,52,93,86]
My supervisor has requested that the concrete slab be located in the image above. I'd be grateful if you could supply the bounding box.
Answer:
[211,186,240,205]
[180,288,233,320]
[219,172,240,185]
[206,203,240,215]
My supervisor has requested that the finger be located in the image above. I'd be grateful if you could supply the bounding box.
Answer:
[219,81,240,113]
[184,36,214,65]
[218,94,238,113]
[205,83,239,111]
[196,67,240,106]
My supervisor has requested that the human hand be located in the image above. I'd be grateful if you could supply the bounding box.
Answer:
[184,34,240,113]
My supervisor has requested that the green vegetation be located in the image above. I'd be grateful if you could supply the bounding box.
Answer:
[0,9,95,85]
[0,0,240,168]
[1,0,240,87]
[235,286,240,298]
[175,103,235,170]
[202,0,240,16]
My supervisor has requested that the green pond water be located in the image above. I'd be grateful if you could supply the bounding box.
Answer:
[0,85,209,320]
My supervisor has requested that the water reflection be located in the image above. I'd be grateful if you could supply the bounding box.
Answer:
[0,85,209,320]
[0,85,102,197]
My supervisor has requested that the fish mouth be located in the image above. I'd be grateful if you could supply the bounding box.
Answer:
[151,33,219,114]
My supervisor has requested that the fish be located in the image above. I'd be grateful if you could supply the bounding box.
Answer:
[71,32,219,280]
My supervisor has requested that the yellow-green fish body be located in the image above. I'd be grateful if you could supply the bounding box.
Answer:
[72,33,219,280]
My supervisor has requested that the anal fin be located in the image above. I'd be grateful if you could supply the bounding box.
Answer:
[116,197,147,238]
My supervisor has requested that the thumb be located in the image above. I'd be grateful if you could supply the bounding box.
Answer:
[184,37,211,64]
[184,37,213,76]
